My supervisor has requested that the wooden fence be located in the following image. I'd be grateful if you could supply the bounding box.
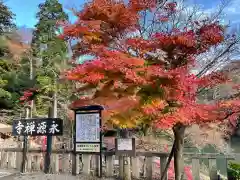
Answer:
[0,148,236,180]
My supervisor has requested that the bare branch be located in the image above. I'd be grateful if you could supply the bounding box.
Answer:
[196,39,238,77]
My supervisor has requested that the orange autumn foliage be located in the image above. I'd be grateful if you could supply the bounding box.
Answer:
[59,0,240,130]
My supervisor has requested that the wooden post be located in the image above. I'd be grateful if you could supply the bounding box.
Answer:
[7,152,12,169]
[192,158,200,180]
[62,153,69,173]
[123,156,131,180]
[0,149,1,162]
[82,154,91,175]
[75,154,80,175]
[95,155,100,176]
[21,136,28,172]
[209,159,218,180]
[36,154,41,171]
[10,152,16,169]
[16,142,23,171]
[21,108,30,173]
[106,155,114,177]
[90,155,95,170]
[94,153,103,177]
[131,157,140,178]
[119,156,124,178]
[27,154,32,171]
[216,157,228,180]
[160,156,168,180]
[44,134,52,173]
[44,94,57,174]
[14,152,17,169]
[53,154,59,173]
[118,129,132,180]
[72,153,77,175]
[0,150,6,168]
[145,157,153,180]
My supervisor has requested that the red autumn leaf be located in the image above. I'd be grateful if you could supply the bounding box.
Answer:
[59,0,239,133]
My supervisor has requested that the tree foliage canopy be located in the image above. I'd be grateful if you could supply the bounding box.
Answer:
[31,0,68,62]
[0,1,30,111]
[57,1,240,177]
[19,0,74,119]
[58,0,240,130]
[0,1,15,35]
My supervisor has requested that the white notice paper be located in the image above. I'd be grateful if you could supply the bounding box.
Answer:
[76,113,100,142]
[117,138,132,151]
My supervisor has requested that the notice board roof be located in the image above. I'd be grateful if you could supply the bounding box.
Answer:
[72,105,104,111]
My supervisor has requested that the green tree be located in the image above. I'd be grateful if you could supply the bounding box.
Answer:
[0,1,15,35]
[30,0,72,118]
[0,34,34,119]
[0,0,15,57]
[0,2,18,110]
[31,0,68,62]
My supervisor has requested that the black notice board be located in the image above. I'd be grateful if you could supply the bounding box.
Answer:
[12,118,63,136]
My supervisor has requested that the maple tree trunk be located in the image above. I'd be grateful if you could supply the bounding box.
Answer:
[173,124,186,180]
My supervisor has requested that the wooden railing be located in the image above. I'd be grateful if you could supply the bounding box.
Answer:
[0,148,236,180]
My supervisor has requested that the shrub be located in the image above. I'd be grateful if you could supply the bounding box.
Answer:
[228,162,240,180]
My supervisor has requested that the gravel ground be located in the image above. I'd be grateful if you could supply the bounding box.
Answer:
[0,173,116,180]
[0,170,19,179]
[0,172,12,178]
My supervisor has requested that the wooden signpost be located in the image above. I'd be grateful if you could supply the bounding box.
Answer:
[12,118,63,136]
[72,105,104,177]
[12,118,63,173]
[115,138,136,157]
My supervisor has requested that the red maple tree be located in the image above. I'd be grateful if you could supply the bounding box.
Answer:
[19,88,40,104]
[59,0,240,179]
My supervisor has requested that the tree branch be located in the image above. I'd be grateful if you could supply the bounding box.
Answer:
[218,91,240,100]
[196,40,238,77]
